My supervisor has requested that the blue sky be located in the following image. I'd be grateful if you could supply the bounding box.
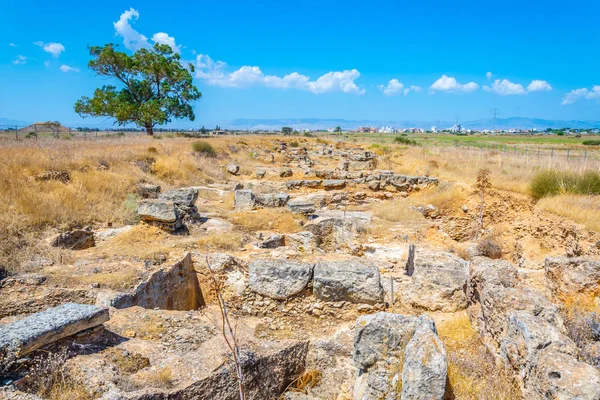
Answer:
[2,0,600,127]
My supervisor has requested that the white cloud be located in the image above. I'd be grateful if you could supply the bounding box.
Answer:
[9,43,17,47]
[378,80,421,96]
[562,86,600,105]
[527,80,552,92]
[114,9,180,53]
[195,54,365,95]
[12,55,26,65]
[60,64,79,73]
[35,41,65,57]
[430,75,478,93]
[44,60,51,67]
[483,79,526,95]
[486,71,493,80]
[151,32,181,54]
[114,8,148,51]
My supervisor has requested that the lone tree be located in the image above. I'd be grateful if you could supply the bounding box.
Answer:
[334,126,342,134]
[74,43,201,135]
[282,127,293,135]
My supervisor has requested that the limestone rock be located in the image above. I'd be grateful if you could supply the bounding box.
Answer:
[286,231,317,253]
[234,189,256,211]
[288,199,316,214]
[137,183,161,199]
[137,200,178,223]
[51,228,95,250]
[227,164,240,175]
[258,234,285,249]
[255,168,266,178]
[0,303,109,368]
[313,259,383,304]
[545,256,600,296]
[401,321,448,400]
[322,179,346,190]
[353,312,446,400]
[158,187,198,207]
[402,247,468,312]
[501,311,600,399]
[280,167,293,177]
[249,259,314,300]
[255,192,290,208]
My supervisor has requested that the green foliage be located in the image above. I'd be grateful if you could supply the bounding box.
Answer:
[191,141,216,157]
[582,140,600,146]
[556,131,565,136]
[282,127,293,135]
[303,132,314,137]
[74,43,201,135]
[333,126,342,133]
[394,136,418,146]
[289,141,299,147]
[25,131,38,139]
[530,170,600,199]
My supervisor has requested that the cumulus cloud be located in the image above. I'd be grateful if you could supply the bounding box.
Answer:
[483,79,526,95]
[486,71,493,80]
[12,55,26,65]
[194,54,365,95]
[114,8,148,51]
[9,43,17,47]
[378,79,421,96]
[562,86,600,105]
[34,41,65,57]
[430,75,478,93]
[527,80,552,92]
[60,64,79,73]
[151,32,181,54]
[114,9,180,53]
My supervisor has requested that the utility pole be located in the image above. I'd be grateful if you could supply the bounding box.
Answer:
[491,108,499,131]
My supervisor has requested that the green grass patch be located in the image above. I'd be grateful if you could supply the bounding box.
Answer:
[191,141,217,157]
[530,170,600,199]
[582,140,600,146]
[394,136,418,146]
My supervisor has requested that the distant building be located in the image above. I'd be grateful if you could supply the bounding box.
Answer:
[358,126,378,133]
[431,126,438,133]
[450,124,462,133]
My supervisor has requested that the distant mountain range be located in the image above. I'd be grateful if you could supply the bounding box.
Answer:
[227,117,600,131]
[0,117,32,127]
[2,116,600,131]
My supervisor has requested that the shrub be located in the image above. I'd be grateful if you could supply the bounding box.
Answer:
[147,146,158,153]
[191,141,217,157]
[583,140,600,146]
[303,132,314,137]
[289,141,300,148]
[530,170,600,199]
[477,237,503,259]
[394,136,418,146]
[26,131,38,139]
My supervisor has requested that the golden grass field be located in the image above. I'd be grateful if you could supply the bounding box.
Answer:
[0,134,598,274]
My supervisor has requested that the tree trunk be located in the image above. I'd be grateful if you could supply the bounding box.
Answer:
[145,125,154,136]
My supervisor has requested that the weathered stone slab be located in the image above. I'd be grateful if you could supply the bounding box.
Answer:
[545,256,600,296]
[314,260,383,304]
[234,189,256,211]
[255,192,290,208]
[0,303,109,361]
[287,199,316,214]
[138,199,178,222]
[158,187,198,207]
[249,259,314,300]
[51,228,95,250]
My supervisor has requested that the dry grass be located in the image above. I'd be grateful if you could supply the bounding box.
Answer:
[535,194,600,231]
[98,224,171,261]
[197,232,245,251]
[230,208,304,233]
[436,312,521,400]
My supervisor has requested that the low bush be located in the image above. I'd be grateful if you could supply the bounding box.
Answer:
[191,141,217,157]
[394,136,418,146]
[476,237,503,259]
[289,141,300,148]
[530,170,600,199]
[582,140,600,146]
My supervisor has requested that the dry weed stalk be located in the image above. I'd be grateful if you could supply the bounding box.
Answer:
[200,254,246,400]
[474,168,491,239]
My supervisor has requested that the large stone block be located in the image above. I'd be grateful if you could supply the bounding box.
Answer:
[313,259,383,304]
[249,259,314,300]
